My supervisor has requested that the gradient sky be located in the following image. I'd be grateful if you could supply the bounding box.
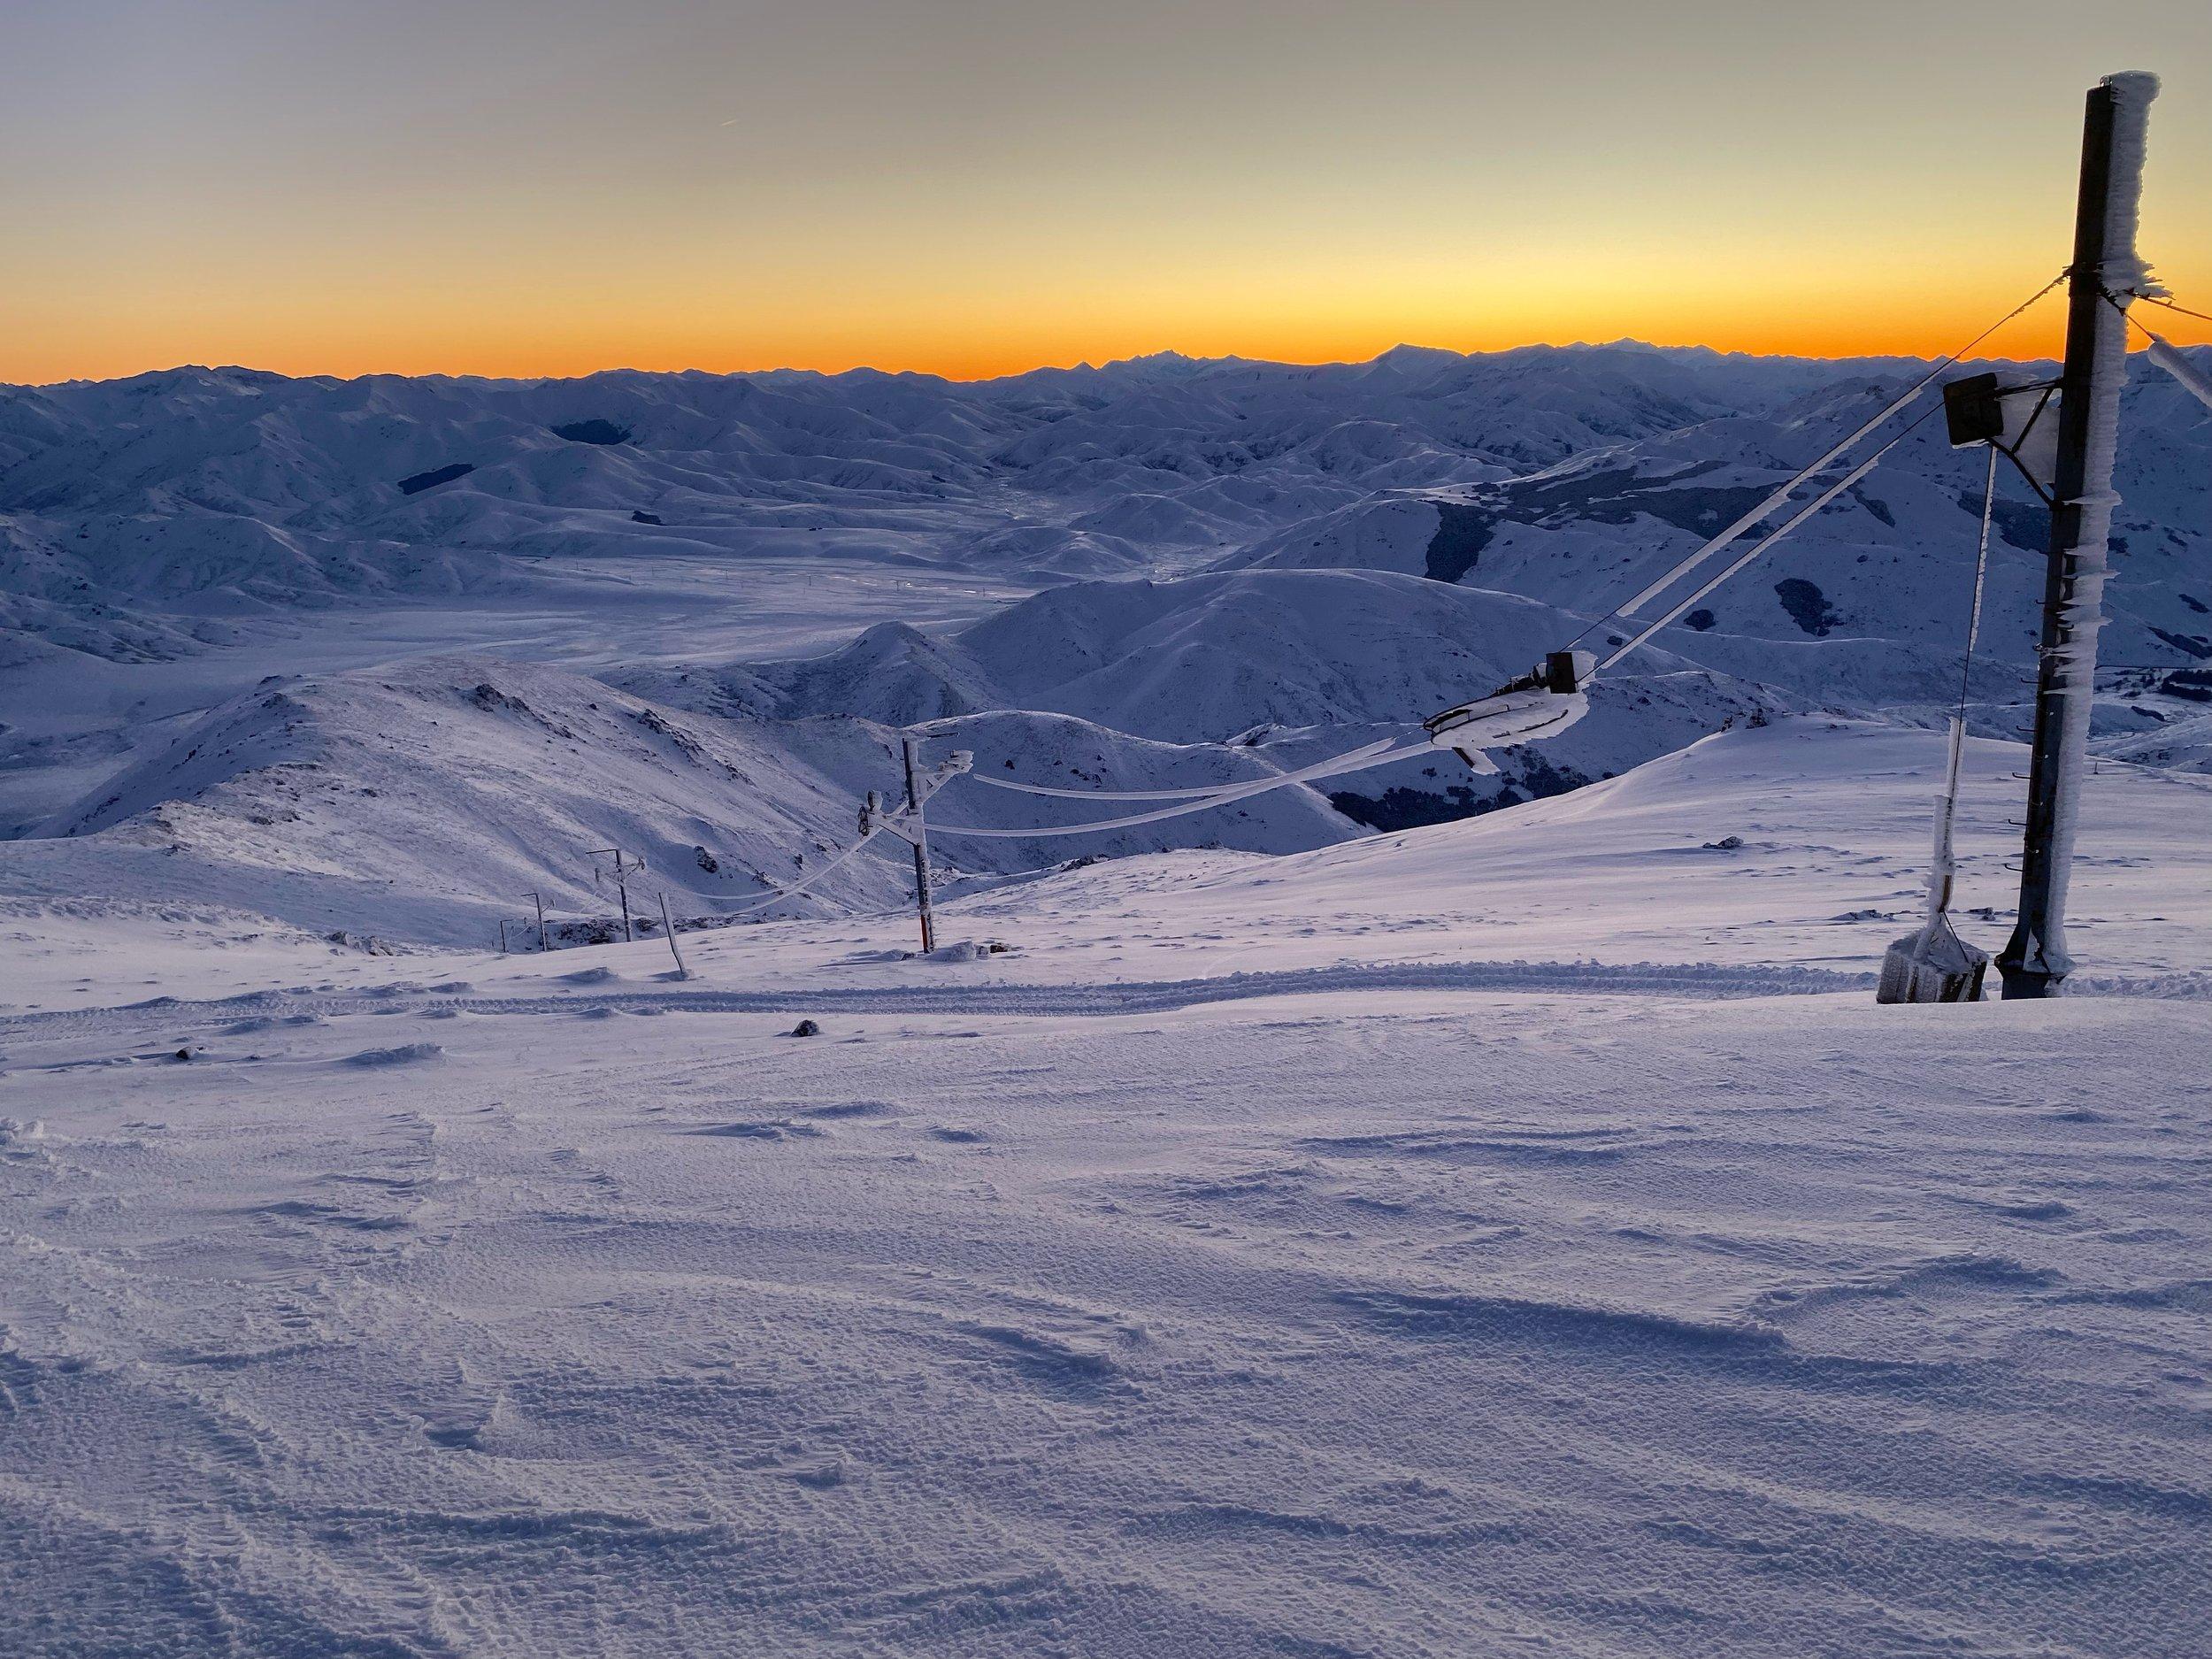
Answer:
[4,0,2208,384]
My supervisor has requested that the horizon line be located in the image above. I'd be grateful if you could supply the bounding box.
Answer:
[12,334,2116,393]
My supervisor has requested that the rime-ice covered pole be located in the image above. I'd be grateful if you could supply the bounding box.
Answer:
[1999,72,2159,999]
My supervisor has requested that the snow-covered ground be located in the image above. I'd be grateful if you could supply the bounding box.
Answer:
[4,721,2208,1655]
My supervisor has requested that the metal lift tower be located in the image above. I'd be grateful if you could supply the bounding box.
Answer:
[1997,73,2159,999]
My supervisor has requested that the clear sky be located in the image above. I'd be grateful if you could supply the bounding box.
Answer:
[4,0,2208,384]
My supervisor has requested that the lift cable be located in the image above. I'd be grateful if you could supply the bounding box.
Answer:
[924,739,1428,839]
[2108,291,2212,413]
[718,824,899,916]
[2127,289,2212,325]
[1561,272,2067,653]
[1597,407,1936,672]
[905,282,2064,842]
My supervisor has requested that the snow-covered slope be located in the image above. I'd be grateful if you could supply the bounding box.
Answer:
[3,719,2207,1659]
[2,656,1367,948]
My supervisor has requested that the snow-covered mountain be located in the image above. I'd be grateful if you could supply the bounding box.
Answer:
[1230,355,2212,717]
[4,340,2205,949]
[0,343,1888,661]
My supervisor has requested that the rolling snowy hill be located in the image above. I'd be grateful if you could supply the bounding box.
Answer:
[3,656,1384,949]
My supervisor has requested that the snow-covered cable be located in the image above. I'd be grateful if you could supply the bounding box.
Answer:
[926,738,1430,839]
[1927,446,1998,920]
[1597,438,1901,673]
[964,729,1421,799]
[952,733,1395,807]
[723,826,893,917]
[2112,296,2212,414]
[968,770,1302,802]
[1569,273,2065,649]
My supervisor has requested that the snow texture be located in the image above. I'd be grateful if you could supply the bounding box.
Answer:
[3,722,2209,1657]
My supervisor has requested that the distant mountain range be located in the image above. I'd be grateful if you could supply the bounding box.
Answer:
[3,342,2205,944]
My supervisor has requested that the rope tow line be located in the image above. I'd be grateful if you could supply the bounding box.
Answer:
[1876,438,2001,1003]
[1929,443,1999,918]
[2127,289,2212,325]
[968,767,1325,802]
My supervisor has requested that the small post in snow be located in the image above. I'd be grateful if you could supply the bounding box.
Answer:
[499,918,509,954]
[657,889,688,979]
[902,737,938,954]
[1998,72,2159,999]
[529,888,549,952]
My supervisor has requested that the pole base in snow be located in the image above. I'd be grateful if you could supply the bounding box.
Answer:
[1878,918,1990,1004]
[1996,965,2063,1000]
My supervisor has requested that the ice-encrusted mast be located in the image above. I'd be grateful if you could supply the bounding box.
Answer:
[1998,72,2159,1001]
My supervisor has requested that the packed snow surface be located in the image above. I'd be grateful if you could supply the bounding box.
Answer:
[4,722,2208,1657]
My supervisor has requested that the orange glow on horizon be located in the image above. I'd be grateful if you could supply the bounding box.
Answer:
[7,3,2206,388]
[14,278,2208,388]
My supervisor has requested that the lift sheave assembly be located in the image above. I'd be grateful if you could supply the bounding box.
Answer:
[1423,649,1595,772]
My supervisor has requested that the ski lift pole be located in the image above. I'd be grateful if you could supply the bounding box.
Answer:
[586,849,643,944]
[529,888,549,952]
[1998,72,2159,999]
[902,737,937,954]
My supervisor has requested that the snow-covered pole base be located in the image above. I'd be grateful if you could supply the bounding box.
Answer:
[1998,72,2158,999]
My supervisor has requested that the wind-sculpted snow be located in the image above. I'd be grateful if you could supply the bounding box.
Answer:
[3,922,2207,1656]
[4,718,2210,1655]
